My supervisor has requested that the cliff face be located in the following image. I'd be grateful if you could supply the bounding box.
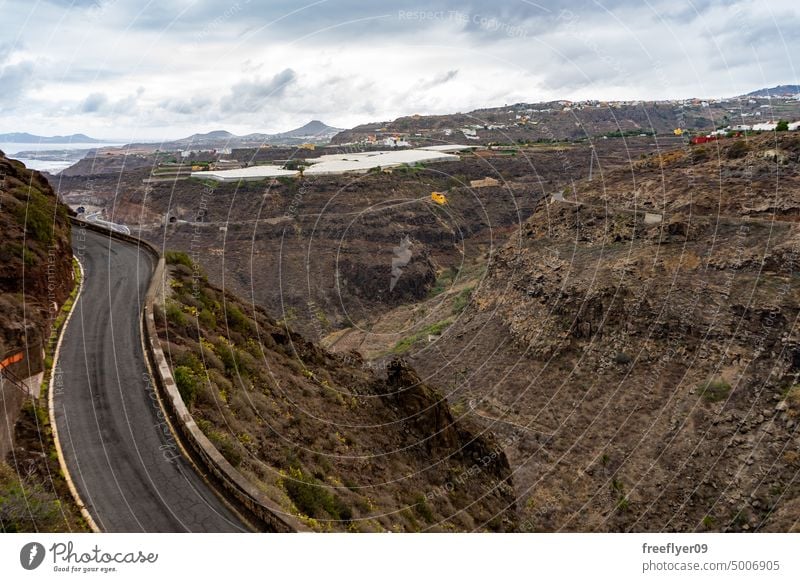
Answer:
[52,140,670,339]
[157,253,516,531]
[0,151,73,359]
[0,153,85,533]
[412,134,800,532]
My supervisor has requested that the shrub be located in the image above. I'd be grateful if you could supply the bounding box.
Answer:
[165,250,193,268]
[14,188,55,244]
[428,266,460,297]
[225,304,253,333]
[174,365,199,407]
[284,467,351,521]
[210,432,242,467]
[165,302,187,327]
[23,246,36,266]
[690,146,709,164]
[177,350,204,375]
[614,352,632,365]
[776,120,789,132]
[701,379,731,402]
[198,308,217,329]
[413,494,434,523]
[216,342,240,373]
[392,319,453,354]
[282,159,309,172]
[0,463,62,532]
[783,385,800,416]
[451,287,473,314]
[727,140,749,159]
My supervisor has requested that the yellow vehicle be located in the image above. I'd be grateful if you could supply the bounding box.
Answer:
[431,191,447,205]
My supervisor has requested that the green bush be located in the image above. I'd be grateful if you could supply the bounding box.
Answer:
[776,120,789,132]
[727,140,749,159]
[451,287,473,314]
[392,319,453,354]
[165,250,193,268]
[614,352,632,365]
[208,432,242,467]
[165,302,187,327]
[198,308,217,329]
[284,467,351,521]
[0,467,62,532]
[413,494,434,523]
[701,379,731,402]
[428,266,460,297]
[225,304,253,333]
[216,342,249,376]
[14,188,55,244]
[174,365,198,407]
[177,350,204,375]
[691,146,710,164]
[23,247,36,266]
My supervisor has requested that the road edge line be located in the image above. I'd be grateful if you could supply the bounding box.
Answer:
[72,218,302,532]
[48,254,102,533]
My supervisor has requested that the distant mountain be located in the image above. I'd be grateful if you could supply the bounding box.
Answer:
[0,132,104,144]
[170,130,236,147]
[154,121,344,150]
[746,85,800,97]
[271,120,342,140]
[187,130,235,140]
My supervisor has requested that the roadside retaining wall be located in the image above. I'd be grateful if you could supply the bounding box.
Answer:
[70,218,302,532]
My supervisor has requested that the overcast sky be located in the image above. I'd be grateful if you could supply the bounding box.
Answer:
[0,0,797,140]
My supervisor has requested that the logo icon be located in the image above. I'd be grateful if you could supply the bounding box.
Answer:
[20,542,46,570]
[390,235,413,292]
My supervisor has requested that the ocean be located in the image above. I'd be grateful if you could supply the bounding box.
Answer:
[0,142,126,174]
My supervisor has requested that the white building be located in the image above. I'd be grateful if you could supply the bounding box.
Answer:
[751,122,778,131]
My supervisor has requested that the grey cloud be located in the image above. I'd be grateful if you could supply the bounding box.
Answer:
[0,43,12,63]
[78,89,142,114]
[59,66,125,82]
[80,92,109,112]
[43,0,101,5]
[3,0,799,138]
[111,0,561,41]
[0,61,36,107]
[419,69,459,89]
[220,68,297,113]
[159,95,214,115]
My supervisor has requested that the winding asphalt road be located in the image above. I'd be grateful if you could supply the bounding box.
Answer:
[53,226,246,532]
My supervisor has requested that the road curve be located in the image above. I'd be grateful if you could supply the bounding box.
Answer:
[53,226,246,532]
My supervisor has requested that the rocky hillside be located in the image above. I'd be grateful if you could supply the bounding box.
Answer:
[156,252,516,531]
[331,100,800,146]
[0,151,85,532]
[409,133,800,532]
[52,138,670,339]
[0,151,73,355]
